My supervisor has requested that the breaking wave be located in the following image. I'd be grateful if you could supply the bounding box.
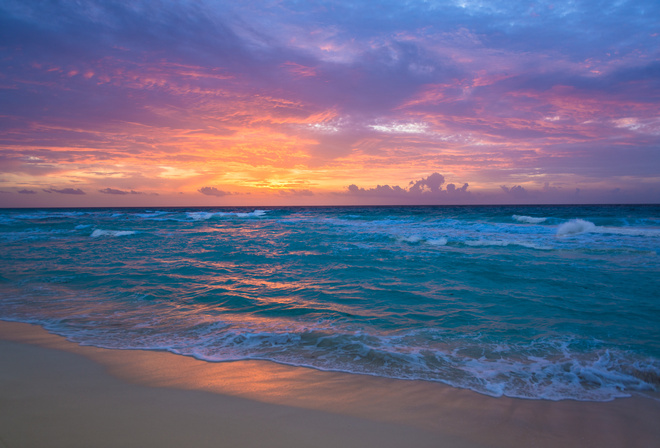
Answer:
[90,229,137,238]
[513,215,548,224]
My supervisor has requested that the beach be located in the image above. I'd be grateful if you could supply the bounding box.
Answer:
[1,320,659,448]
[3,0,660,442]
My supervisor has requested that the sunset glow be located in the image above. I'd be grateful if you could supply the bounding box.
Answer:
[1,0,659,206]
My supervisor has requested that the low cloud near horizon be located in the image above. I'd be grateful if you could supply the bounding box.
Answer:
[198,187,232,197]
[99,187,144,195]
[347,173,470,200]
[43,188,86,195]
[279,189,314,196]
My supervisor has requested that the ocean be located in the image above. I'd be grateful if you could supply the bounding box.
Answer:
[1,205,659,402]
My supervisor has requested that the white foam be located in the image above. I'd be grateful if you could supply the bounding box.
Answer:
[513,215,547,224]
[557,219,660,237]
[187,210,269,221]
[556,219,597,236]
[455,349,650,401]
[465,239,510,247]
[397,235,423,243]
[428,238,448,246]
[16,314,659,403]
[90,229,137,238]
[187,212,214,221]
[235,210,268,218]
[462,239,544,250]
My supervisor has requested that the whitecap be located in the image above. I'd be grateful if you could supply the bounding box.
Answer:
[397,235,423,243]
[513,215,547,224]
[465,239,510,247]
[463,239,550,250]
[187,210,269,221]
[234,210,268,218]
[90,229,137,238]
[557,219,660,237]
[556,219,597,236]
[187,212,215,221]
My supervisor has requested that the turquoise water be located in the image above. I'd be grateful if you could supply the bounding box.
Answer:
[1,205,659,401]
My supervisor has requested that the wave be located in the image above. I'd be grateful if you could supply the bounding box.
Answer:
[557,219,660,237]
[13,211,88,220]
[394,235,448,247]
[133,211,170,219]
[161,334,660,401]
[463,239,550,250]
[90,229,137,238]
[187,210,269,221]
[17,317,658,402]
[396,235,423,243]
[0,216,16,225]
[428,237,448,246]
[513,215,548,224]
[556,219,597,236]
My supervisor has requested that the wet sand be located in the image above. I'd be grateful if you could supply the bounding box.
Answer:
[1,320,658,447]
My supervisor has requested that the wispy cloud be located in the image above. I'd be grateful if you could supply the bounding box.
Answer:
[43,188,86,195]
[99,188,143,195]
[279,189,314,196]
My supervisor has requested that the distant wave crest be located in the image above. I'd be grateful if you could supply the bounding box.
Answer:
[90,229,137,238]
[187,210,269,221]
[557,219,660,237]
[513,215,547,224]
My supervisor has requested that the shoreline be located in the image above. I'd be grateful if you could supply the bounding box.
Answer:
[1,320,659,447]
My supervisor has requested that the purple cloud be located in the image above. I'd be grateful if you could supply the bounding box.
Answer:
[279,189,314,196]
[198,187,231,197]
[99,188,143,195]
[347,184,408,197]
[500,185,528,198]
[43,188,86,195]
[409,172,445,194]
[348,173,471,201]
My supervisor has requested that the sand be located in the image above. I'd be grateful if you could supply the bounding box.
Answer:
[1,320,659,448]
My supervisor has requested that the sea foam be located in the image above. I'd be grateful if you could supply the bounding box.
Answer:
[90,229,137,238]
[557,219,660,237]
[187,210,269,221]
[513,215,547,224]
[556,219,597,236]
[428,237,448,246]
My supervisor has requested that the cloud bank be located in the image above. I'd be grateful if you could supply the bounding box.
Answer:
[43,188,86,195]
[99,188,144,195]
[347,172,471,202]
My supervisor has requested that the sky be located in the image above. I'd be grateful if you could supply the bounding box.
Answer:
[1,0,659,207]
